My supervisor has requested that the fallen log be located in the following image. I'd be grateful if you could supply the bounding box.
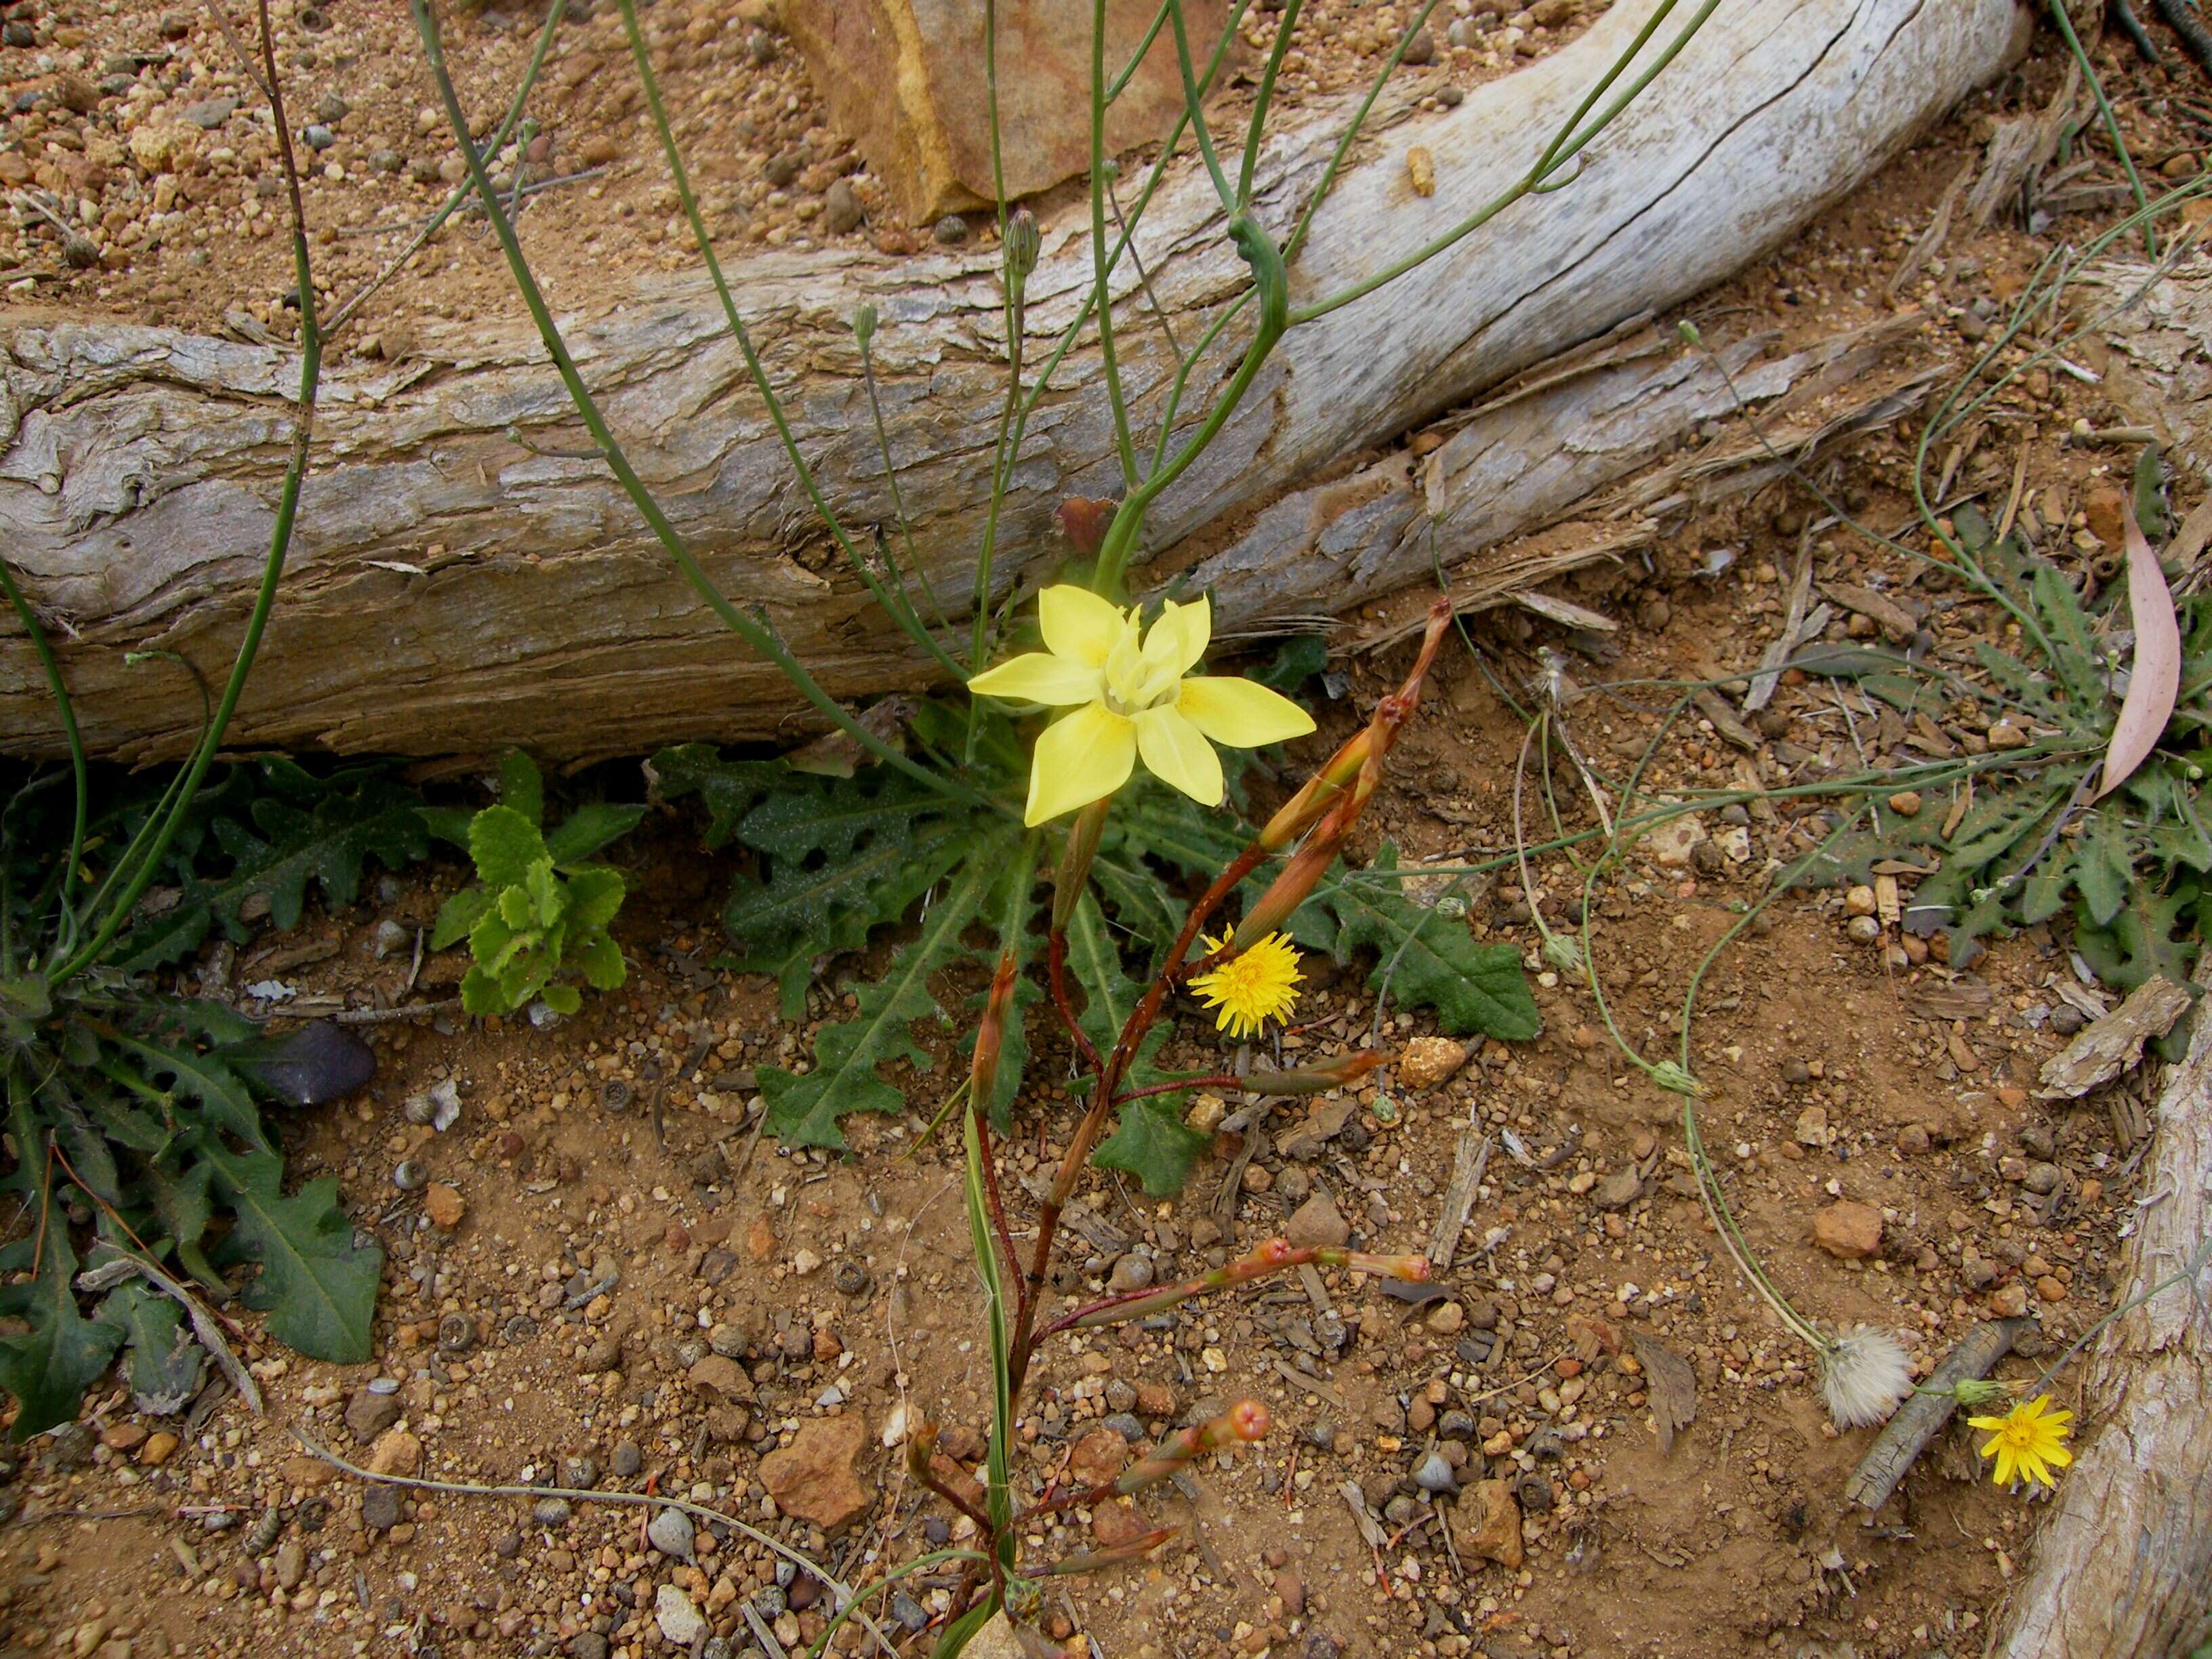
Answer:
[0,0,2029,761]
[1997,966,2212,1658]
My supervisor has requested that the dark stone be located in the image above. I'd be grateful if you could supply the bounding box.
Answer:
[345,1387,404,1445]
[362,1486,402,1530]
[611,1439,643,1479]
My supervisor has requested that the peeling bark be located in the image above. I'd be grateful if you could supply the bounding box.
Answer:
[1998,966,2212,1658]
[0,0,2028,761]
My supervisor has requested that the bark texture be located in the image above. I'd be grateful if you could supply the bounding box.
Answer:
[1998,966,2212,1658]
[0,0,2029,762]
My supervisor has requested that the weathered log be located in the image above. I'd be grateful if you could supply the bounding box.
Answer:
[1998,965,2212,1658]
[0,0,2029,762]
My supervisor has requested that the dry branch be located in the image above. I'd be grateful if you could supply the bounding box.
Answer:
[1999,965,2212,1659]
[0,0,2028,760]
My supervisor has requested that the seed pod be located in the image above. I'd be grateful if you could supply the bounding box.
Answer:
[1004,208,1040,285]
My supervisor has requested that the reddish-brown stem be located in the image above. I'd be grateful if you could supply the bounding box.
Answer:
[1046,927,1103,1076]
[1009,836,1273,1391]
[1111,1073,1241,1106]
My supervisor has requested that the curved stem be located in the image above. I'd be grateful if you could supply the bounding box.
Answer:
[54,1,316,985]
[415,0,985,814]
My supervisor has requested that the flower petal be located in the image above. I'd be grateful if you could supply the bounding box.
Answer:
[1134,705,1224,807]
[967,652,1105,706]
[1177,675,1318,748]
[1025,703,1136,826]
[2044,1443,2073,1469]
[1145,595,1212,680]
[1039,586,1131,669]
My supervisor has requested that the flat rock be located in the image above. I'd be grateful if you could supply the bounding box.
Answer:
[961,1612,1026,1659]
[1278,1097,1358,1161]
[687,1353,755,1404]
[783,0,1237,221]
[1284,1192,1350,1250]
[181,95,235,128]
[1641,813,1707,868]
[1812,1200,1883,1259]
[654,1584,707,1647]
[365,1429,421,1478]
[344,1387,403,1445]
[1456,1477,1524,1569]
[759,1414,872,1531]
[1396,1035,1469,1090]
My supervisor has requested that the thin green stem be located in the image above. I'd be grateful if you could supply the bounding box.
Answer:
[416,0,983,811]
[1165,0,1235,211]
[1149,289,1250,474]
[1237,0,1305,205]
[617,0,968,683]
[1288,0,1719,323]
[1091,0,1143,490]
[857,328,951,633]
[1532,0,1681,178]
[325,0,565,337]
[802,1549,986,1659]
[1107,0,1172,101]
[55,3,316,985]
[2047,0,2154,255]
[1281,0,1448,266]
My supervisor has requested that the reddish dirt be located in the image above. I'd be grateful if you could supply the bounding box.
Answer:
[1,3,2202,1659]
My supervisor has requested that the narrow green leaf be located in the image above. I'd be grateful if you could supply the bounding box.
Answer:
[430,886,490,951]
[497,750,544,827]
[545,802,644,866]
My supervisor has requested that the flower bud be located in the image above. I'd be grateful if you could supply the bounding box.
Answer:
[968,950,1019,1104]
[1315,1249,1431,1282]
[1115,1401,1271,1496]
[853,302,878,352]
[1052,798,1109,932]
[1234,825,1339,945]
[1004,208,1040,285]
[1240,1050,1385,1096]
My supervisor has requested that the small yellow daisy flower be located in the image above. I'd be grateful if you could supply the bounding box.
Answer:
[1189,929,1303,1041]
[1966,1394,2073,1490]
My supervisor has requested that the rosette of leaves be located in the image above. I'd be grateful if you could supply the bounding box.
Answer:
[1799,497,2209,1002]
[425,754,642,1017]
[2,760,419,1439]
[655,700,1536,1190]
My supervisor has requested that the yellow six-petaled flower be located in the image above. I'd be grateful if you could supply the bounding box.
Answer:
[1189,929,1303,1041]
[1966,1394,2073,1490]
[967,586,1316,827]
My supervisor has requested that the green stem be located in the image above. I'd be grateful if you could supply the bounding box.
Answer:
[54,19,319,985]
[1237,0,1306,205]
[614,0,966,683]
[857,327,951,633]
[2047,0,2155,256]
[1165,0,1235,211]
[802,1549,986,1659]
[1091,0,1143,489]
[1280,0,1448,266]
[415,0,983,813]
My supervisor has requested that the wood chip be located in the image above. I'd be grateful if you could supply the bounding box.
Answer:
[1692,689,1762,752]
[1274,1359,1347,1410]
[2036,977,2194,1099]
[1822,581,1922,639]
[1426,1129,1492,1274]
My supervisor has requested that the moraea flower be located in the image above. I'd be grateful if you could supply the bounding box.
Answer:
[968,586,1314,826]
[1967,1394,2072,1489]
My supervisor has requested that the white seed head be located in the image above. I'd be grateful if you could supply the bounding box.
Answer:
[1819,1325,1913,1429]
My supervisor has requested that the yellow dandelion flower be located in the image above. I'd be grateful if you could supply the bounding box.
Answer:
[1189,929,1303,1041]
[1966,1394,2073,1490]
